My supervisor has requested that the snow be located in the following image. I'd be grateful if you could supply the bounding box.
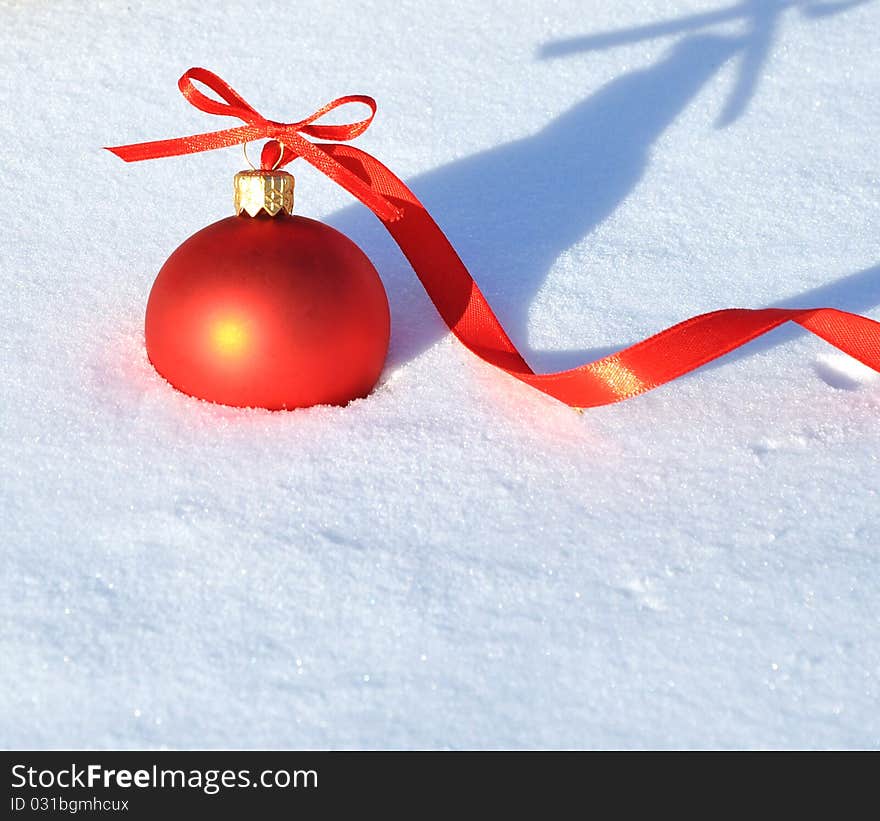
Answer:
[1,0,879,749]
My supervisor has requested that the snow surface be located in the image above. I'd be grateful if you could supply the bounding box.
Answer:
[1,0,879,750]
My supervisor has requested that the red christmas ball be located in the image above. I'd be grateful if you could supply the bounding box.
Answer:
[146,193,390,410]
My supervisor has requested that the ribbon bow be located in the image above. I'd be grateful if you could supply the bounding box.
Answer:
[107,68,880,410]
[107,68,402,222]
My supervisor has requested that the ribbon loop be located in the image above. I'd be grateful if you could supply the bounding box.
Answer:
[177,67,261,122]
[106,69,880,409]
[293,94,378,142]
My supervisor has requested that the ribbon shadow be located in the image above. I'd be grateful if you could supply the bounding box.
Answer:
[324,1,875,378]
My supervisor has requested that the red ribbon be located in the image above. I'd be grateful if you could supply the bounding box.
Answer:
[107,68,880,409]
[107,68,401,223]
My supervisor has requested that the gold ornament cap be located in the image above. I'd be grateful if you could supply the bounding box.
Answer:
[233,169,295,217]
